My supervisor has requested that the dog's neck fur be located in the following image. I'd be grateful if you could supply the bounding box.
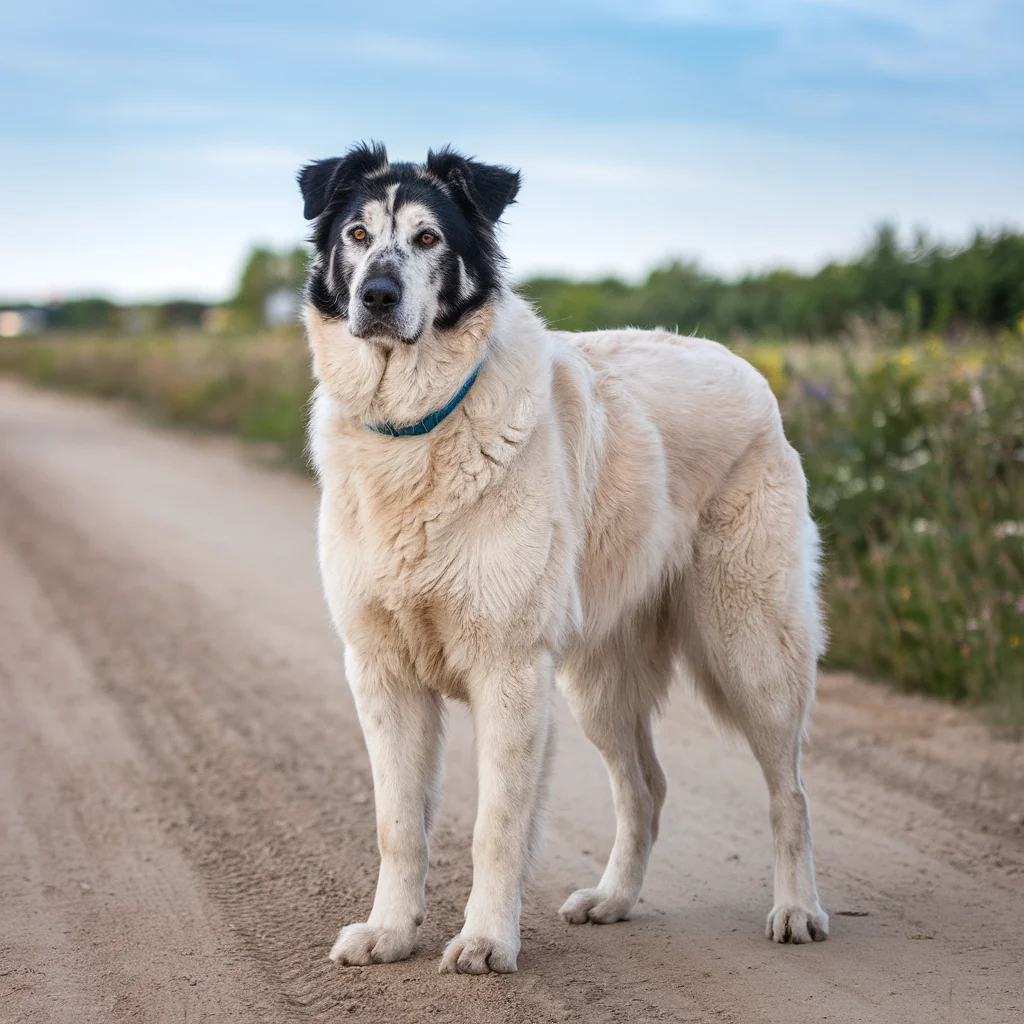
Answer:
[306,287,550,468]
[307,289,553,573]
[305,299,494,429]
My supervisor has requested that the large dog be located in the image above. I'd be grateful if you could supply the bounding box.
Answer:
[299,143,828,975]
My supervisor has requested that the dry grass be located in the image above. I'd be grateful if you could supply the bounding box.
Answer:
[2,328,1021,727]
[0,330,313,469]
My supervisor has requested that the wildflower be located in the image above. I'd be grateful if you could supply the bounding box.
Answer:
[960,643,971,657]
[1011,636,1020,649]
[958,355,984,378]
[994,522,1024,540]
[899,585,911,600]
[897,449,931,472]
[801,379,832,403]
[749,348,786,395]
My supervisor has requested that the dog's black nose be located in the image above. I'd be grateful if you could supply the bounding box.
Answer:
[361,277,401,310]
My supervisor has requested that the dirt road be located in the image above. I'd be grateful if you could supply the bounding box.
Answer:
[1,377,1022,1024]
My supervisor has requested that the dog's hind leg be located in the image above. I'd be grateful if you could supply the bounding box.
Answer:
[329,646,446,966]
[558,602,672,925]
[684,446,828,944]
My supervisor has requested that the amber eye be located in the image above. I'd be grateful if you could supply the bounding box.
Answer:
[418,231,437,247]
[350,227,367,242]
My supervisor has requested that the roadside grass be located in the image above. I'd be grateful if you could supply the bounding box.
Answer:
[0,331,313,469]
[743,336,1024,731]
[2,328,1021,728]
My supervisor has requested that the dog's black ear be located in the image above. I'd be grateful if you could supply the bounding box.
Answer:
[426,147,520,223]
[297,159,342,221]
[297,142,388,220]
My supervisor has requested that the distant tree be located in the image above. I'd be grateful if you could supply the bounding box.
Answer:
[158,300,209,329]
[49,297,118,331]
[224,246,309,330]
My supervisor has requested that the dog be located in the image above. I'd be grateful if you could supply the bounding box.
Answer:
[299,143,829,975]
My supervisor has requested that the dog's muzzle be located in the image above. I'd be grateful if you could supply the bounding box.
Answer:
[350,275,415,343]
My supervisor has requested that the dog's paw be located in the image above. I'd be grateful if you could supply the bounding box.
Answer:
[329,922,416,965]
[438,933,518,975]
[766,902,829,944]
[559,887,633,924]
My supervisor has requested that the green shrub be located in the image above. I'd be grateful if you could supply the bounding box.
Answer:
[774,340,1023,717]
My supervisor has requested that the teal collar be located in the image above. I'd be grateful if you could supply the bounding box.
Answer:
[365,363,482,437]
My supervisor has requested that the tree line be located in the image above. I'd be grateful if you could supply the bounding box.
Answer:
[519,224,1024,341]
[7,225,1023,340]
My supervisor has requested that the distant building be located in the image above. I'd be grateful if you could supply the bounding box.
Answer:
[264,287,299,327]
[0,308,47,337]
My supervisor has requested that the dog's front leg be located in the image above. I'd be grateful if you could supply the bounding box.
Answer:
[440,652,555,975]
[330,647,446,966]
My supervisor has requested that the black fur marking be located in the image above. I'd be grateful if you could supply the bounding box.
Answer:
[297,143,520,332]
[306,262,346,320]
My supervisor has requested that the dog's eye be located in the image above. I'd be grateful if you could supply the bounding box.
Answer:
[350,227,367,242]
[418,231,437,247]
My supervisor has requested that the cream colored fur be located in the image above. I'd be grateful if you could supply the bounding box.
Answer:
[308,285,829,975]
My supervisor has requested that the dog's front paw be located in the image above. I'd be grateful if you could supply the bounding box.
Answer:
[329,922,417,965]
[766,902,829,944]
[559,887,633,924]
[438,932,518,974]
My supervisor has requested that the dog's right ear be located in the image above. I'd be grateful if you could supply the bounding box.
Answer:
[297,142,388,220]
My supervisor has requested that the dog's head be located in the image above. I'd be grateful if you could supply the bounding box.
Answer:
[298,143,520,346]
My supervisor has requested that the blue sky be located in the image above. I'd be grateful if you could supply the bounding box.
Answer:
[2,0,1023,301]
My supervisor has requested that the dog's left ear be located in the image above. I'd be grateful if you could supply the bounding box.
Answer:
[426,148,521,224]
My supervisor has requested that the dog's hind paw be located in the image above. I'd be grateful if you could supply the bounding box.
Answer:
[766,903,829,944]
[329,922,417,965]
[559,887,633,924]
[439,933,518,974]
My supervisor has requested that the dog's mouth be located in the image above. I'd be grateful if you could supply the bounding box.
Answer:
[350,318,421,347]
